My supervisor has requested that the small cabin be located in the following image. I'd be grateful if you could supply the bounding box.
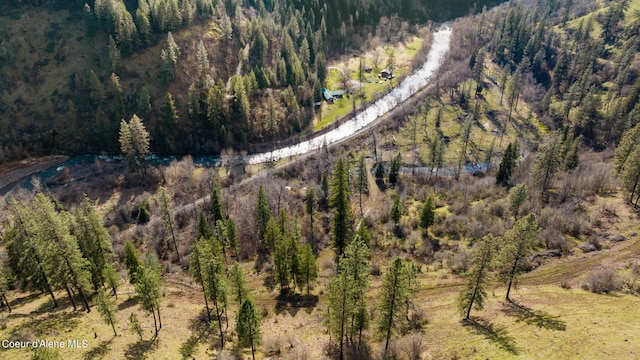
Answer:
[322,88,346,103]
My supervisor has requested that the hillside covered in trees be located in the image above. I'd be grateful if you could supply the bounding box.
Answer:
[1,0,640,359]
[0,0,502,162]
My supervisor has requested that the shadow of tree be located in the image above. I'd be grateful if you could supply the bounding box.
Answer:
[262,273,276,293]
[7,292,42,309]
[501,301,566,331]
[118,297,138,311]
[179,335,200,359]
[83,338,113,360]
[124,339,158,360]
[275,291,319,316]
[461,317,519,355]
[11,310,83,338]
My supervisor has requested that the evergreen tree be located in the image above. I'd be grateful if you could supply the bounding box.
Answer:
[376,257,413,358]
[297,244,318,296]
[0,261,12,313]
[197,238,227,346]
[305,187,318,251]
[119,114,150,173]
[108,35,120,72]
[94,289,118,336]
[272,213,301,293]
[263,215,280,253]
[326,268,352,360]
[375,162,385,182]
[33,194,92,312]
[135,253,163,336]
[226,218,239,259]
[355,155,369,218]
[229,262,248,305]
[207,80,227,138]
[621,146,640,206]
[74,196,118,295]
[341,237,370,346]
[196,39,209,74]
[330,158,353,258]
[5,201,58,306]
[355,222,371,248]
[496,141,519,185]
[420,196,435,232]
[390,195,402,225]
[325,237,370,359]
[188,83,200,122]
[256,185,270,243]
[137,87,151,117]
[389,153,402,185]
[210,187,225,223]
[236,298,262,360]
[124,240,143,284]
[508,184,528,221]
[163,92,179,132]
[458,235,495,319]
[197,212,213,241]
[499,214,540,301]
[158,186,180,261]
[128,313,143,341]
[614,123,640,174]
[532,133,562,194]
[188,237,212,322]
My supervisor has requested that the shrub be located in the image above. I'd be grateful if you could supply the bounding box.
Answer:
[586,268,620,294]
[136,203,150,224]
[405,333,427,360]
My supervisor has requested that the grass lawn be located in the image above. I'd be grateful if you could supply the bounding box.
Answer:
[314,36,424,132]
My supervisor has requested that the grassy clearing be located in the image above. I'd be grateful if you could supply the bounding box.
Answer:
[377,60,540,171]
[2,193,640,359]
[314,35,424,132]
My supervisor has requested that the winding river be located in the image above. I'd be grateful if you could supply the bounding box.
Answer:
[0,24,452,196]
[248,24,452,164]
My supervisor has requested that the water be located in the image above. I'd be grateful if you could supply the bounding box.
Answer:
[0,25,452,196]
[247,24,452,164]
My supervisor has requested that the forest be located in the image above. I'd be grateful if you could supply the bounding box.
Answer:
[1,0,640,359]
[0,0,502,160]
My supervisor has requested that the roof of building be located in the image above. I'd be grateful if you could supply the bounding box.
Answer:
[322,88,346,101]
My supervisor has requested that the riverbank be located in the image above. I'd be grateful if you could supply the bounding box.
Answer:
[0,155,68,191]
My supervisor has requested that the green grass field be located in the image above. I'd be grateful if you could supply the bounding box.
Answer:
[314,36,424,131]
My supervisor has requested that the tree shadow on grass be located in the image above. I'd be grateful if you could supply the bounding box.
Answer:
[124,338,158,360]
[461,317,519,355]
[118,297,138,311]
[7,292,42,309]
[83,338,113,360]
[501,301,566,331]
[275,291,319,316]
[11,310,83,338]
[262,273,276,293]
[180,309,215,357]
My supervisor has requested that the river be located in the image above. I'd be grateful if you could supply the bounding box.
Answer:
[0,24,452,196]
[247,24,452,164]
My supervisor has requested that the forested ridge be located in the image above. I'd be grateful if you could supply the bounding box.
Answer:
[0,0,502,162]
[1,0,640,359]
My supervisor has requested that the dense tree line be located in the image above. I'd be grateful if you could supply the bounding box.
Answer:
[0,0,502,162]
